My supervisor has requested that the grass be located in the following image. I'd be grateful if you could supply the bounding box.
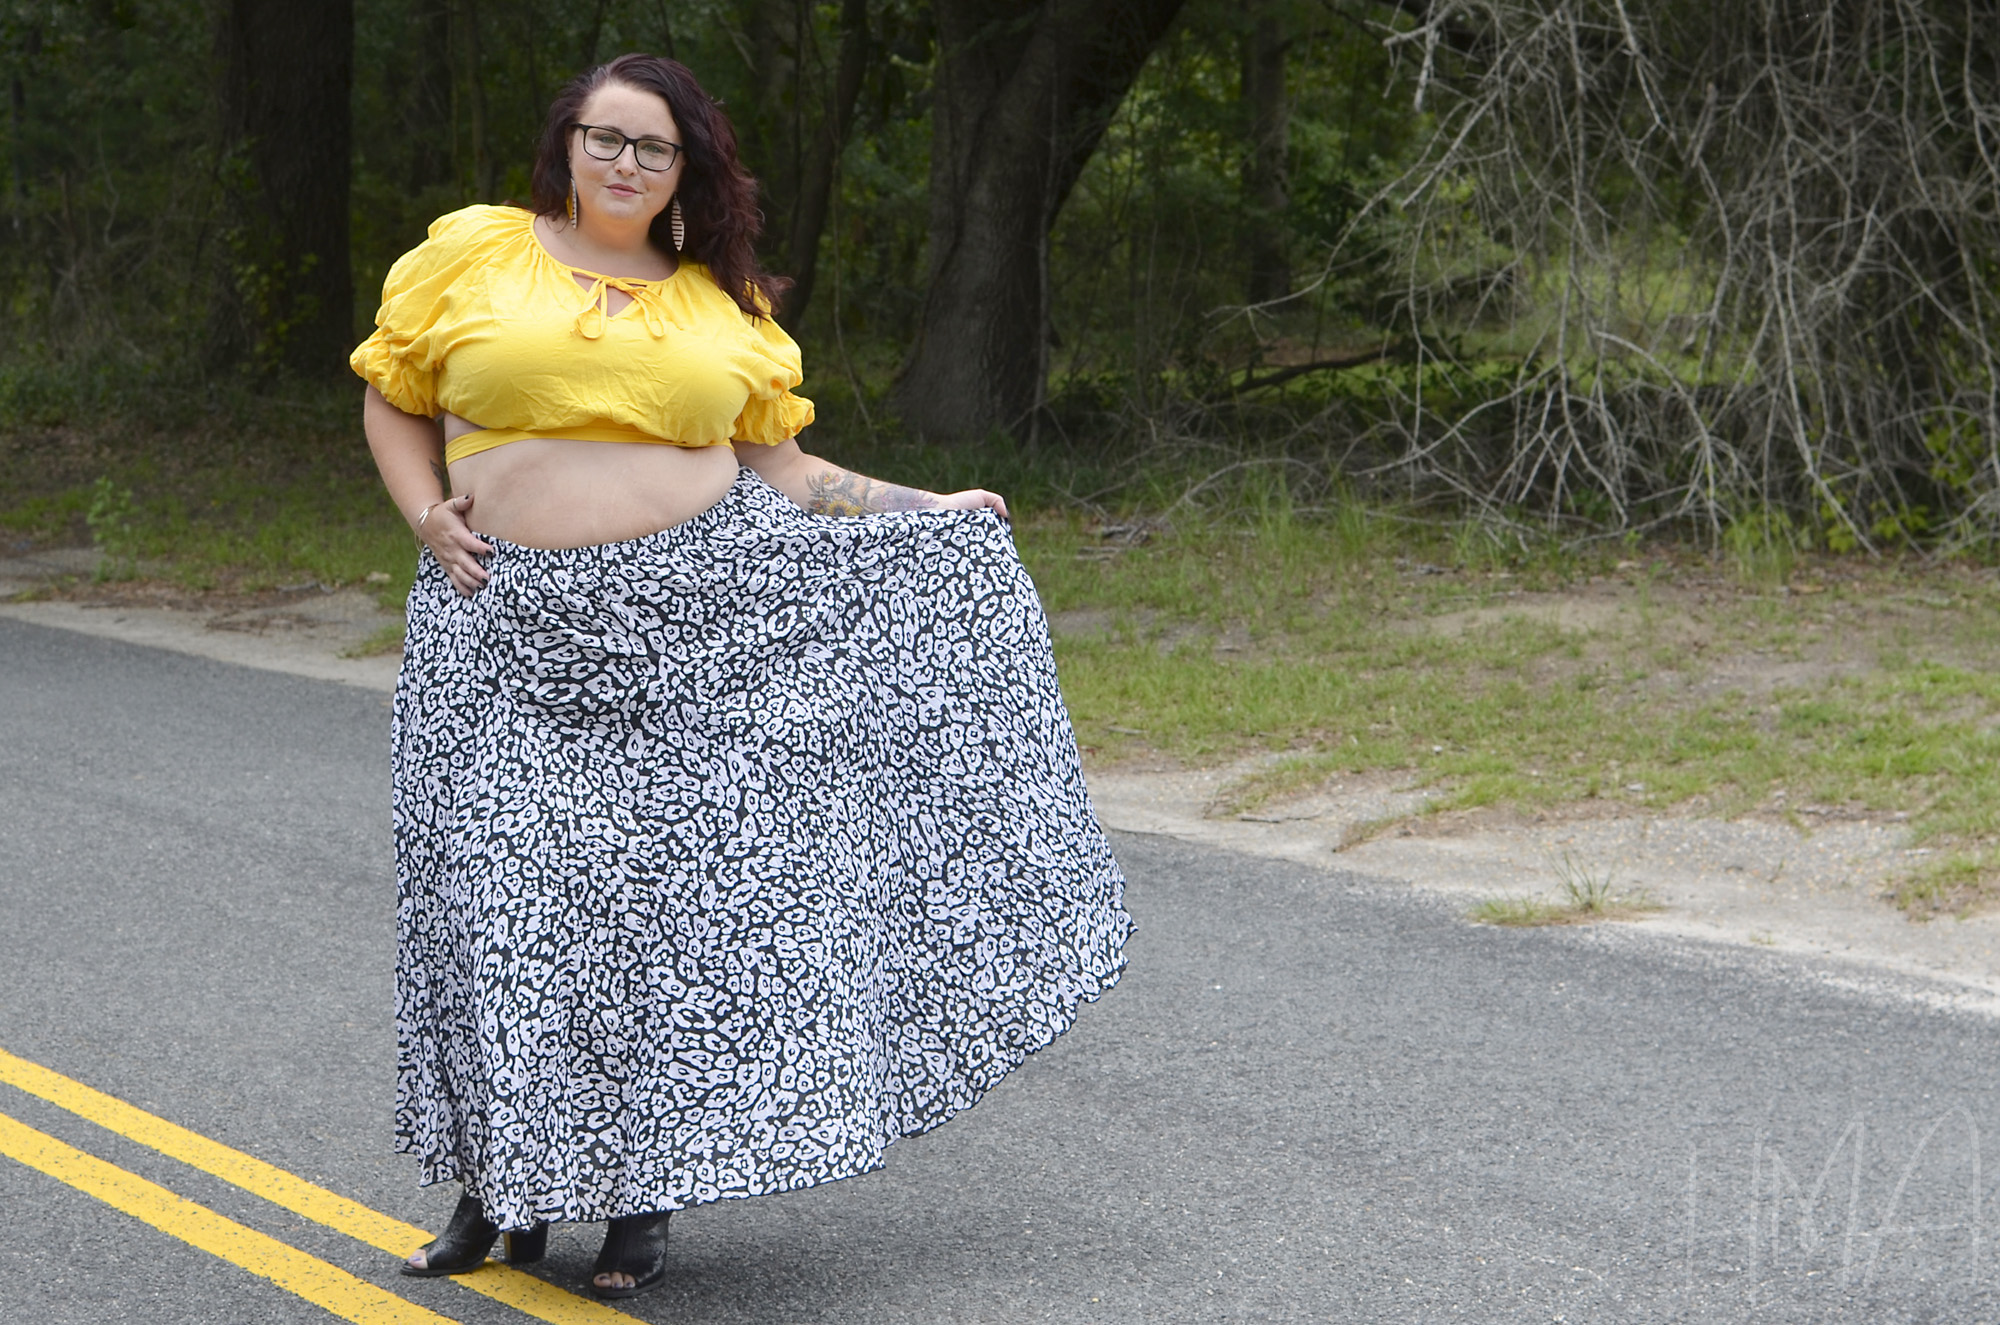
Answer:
[1466,851,1665,927]
[10,381,2000,917]
[0,377,431,605]
[1018,507,2000,918]
[341,621,408,658]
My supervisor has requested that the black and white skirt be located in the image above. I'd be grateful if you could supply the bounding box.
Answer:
[391,469,1130,1229]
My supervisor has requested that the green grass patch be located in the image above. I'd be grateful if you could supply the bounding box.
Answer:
[1018,511,2000,916]
[342,621,408,658]
[1468,852,1664,926]
[0,381,423,604]
[1890,848,2000,921]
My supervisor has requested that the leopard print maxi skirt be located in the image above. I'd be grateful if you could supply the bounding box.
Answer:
[391,470,1130,1229]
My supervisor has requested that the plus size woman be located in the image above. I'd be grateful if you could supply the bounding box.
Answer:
[351,53,1129,1300]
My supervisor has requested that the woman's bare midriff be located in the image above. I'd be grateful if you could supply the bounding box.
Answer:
[443,420,741,549]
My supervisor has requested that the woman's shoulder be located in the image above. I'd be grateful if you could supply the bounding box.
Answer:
[421,204,535,254]
[381,205,533,299]
[673,262,782,325]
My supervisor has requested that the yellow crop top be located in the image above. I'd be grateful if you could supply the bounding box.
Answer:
[349,205,814,464]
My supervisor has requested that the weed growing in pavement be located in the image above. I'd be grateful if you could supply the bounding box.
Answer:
[1468,851,1662,926]
[1466,895,1565,926]
[1891,846,2000,921]
[1553,849,1619,912]
[1553,849,1660,917]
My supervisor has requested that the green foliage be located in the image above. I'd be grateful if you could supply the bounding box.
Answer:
[83,477,138,580]
[1,0,215,369]
[1722,508,1803,588]
[1043,0,1416,396]
[7,0,1999,554]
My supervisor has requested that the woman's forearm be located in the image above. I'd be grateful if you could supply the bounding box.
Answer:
[363,386,450,530]
[364,385,494,597]
[799,465,942,516]
[732,438,1010,519]
[734,438,931,512]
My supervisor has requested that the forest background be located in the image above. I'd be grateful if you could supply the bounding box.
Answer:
[8,0,2000,910]
[3,0,1994,540]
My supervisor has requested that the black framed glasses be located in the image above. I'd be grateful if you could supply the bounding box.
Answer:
[575,124,682,171]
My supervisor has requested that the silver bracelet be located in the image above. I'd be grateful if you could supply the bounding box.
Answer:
[417,501,441,527]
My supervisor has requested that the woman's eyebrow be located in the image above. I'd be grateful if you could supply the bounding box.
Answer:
[592,123,674,141]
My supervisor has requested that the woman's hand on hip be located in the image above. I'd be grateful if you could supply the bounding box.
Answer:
[421,494,494,597]
[936,489,1010,521]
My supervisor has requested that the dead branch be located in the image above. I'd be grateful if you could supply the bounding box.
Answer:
[1305,0,2000,545]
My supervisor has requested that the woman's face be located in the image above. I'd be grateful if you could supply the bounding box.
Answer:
[568,82,683,234]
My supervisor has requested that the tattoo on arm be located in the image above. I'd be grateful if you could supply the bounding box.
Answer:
[430,459,450,498]
[804,468,941,517]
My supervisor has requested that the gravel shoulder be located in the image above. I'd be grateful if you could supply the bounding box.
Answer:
[10,547,1998,1009]
[1088,760,2000,1012]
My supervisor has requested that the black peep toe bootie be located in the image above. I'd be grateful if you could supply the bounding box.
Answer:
[591,1211,671,1299]
[401,1193,548,1277]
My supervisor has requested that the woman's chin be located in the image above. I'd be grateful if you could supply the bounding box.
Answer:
[590,193,658,223]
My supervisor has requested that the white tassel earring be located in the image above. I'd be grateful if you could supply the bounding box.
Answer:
[670,196,685,252]
[567,180,579,228]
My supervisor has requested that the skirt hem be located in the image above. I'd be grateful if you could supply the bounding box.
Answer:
[397,957,1126,1222]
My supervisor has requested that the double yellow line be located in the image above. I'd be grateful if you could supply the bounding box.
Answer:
[0,1046,639,1324]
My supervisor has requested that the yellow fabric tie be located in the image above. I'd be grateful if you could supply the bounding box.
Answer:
[573,275,670,340]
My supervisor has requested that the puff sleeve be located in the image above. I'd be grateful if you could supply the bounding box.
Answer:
[730,309,816,446]
[349,207,508,417]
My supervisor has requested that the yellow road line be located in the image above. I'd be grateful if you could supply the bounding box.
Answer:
[0,1110,454,1325]
[0,1046,640,1325]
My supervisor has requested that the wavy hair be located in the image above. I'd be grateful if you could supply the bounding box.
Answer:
[530,54,788,319]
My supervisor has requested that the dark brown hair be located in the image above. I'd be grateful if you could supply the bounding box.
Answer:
[530,54,789,319]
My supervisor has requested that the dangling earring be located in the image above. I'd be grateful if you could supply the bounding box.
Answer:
[567,180,579,228]
[669,196,685,252]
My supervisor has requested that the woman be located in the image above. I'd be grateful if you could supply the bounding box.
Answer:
[351,53,1129,1301]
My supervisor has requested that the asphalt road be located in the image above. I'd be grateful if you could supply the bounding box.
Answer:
[4,614,2000,1324]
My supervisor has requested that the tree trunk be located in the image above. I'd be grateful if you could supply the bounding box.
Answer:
[738,0,801,233]
[1241,5,1288,305]
[211,0,354,377]
[8,26,33,231]
[781,0,870,324]
[893,0,1189,441]
[463,0,494,200]
[405,0,453,193]
[580,0,610,68]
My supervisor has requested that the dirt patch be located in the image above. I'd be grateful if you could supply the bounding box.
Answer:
[1419,592,1635,637]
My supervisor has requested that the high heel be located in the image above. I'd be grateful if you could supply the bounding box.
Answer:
[590,1211,671,1300]
[401,1193,548,1277]
[503,1224,549,1265]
